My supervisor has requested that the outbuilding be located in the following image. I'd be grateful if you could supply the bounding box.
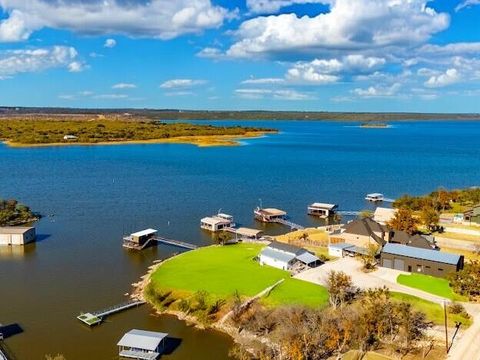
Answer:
[259,241,320,270]
[117,329,168,360]
[0,227,36,246]
[380,243,464,278]
[328,243,355,257]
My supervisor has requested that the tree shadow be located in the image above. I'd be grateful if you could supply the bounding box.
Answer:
[0,323,23,339]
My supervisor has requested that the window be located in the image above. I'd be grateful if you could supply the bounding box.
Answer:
[438,268,443,272]
[417,265,422,272]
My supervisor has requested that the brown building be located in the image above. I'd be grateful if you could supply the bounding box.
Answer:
[340,218,389,248]
[380,243,464,278]
[389,231,437,250]
[464,204,480,225]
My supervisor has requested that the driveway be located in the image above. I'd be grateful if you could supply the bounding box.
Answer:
[295,257,447,304]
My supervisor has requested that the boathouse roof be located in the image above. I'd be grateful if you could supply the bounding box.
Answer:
[201,216,232,226]
[308,203,337,210]
[0,226,34,234]
[117,329,168,351]
[131,229,157,238]
[259,208,287,216]
[382,243,461,265]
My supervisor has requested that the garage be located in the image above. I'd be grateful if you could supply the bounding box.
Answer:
[393,258,405,271]
[382,258,393,269]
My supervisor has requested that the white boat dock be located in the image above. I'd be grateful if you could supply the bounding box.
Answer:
[77,299,145,326]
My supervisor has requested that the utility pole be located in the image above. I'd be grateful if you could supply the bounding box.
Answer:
[444,300,449,354]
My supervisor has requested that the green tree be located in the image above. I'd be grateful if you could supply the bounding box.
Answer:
[326,270,358,309]
[448,261,480,301]
[388,207,418,235]
[420,206,440,232]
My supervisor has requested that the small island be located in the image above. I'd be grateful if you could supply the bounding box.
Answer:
[360,122,389,128]
[0,198,39,226]
[0,116,276,147]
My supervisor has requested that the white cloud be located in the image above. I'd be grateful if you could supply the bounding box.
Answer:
[94,94,128,99]
[0,46,79,78]
[424,68,461,88]
[352,83,401,97]
[0,0,229,42]
[112,83,137,89]
[241,77,285,84]
[104,38,117,48]
[164,91,194,96]
[418,42,480,56]
[196,47,224,59]
[246,0,324,14]
[160,79,207,89]
[226,0,449,58]
[68,61,87,72]
[455,0,480,11]
[235,88,313,100]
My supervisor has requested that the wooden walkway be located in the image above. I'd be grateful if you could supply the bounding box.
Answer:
[272,218,305,230]
[77,299,145,326]
[337,211,360,216]
[123,236,197,251]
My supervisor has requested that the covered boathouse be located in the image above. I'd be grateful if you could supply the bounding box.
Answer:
[254,207,287,222]
[307,203,338,218]
[117,329,168,360]
[380,243,464,278]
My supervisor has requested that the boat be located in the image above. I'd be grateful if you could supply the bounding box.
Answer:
[365,193,384,202]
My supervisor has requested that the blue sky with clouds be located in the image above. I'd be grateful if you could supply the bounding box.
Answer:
[0,0,479,112]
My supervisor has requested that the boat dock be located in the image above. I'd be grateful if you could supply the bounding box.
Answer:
[337,211,361,216]
[272,218,305,230]
[122,229,197,251]
[77,299,145,326]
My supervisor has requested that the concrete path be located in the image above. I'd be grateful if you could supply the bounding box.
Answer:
[295,257,447,304]
[447,302,480,360]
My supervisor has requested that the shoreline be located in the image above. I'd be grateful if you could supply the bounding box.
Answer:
[2,131,273,149]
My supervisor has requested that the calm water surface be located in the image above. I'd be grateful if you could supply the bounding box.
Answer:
[1,120,480,359]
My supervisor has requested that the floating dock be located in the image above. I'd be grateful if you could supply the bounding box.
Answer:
[122,229,197,251]
[77,299,145,326]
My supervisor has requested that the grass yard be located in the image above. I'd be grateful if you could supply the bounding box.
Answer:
[150,243,329,308]
[391,292,471,327]
[397,273,466,301]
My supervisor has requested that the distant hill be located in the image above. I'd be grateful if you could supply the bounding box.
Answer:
[1,106,480,121]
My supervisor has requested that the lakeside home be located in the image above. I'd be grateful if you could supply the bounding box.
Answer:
[259,241,320,271]
[0,227,36,246]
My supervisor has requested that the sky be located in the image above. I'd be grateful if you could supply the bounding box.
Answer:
[0,0,480,112]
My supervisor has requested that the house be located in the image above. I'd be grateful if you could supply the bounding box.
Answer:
[340,218,389,248]
[464,204,480,225]
[254,207,287,223]
[328,243,355,257]
[307,203,338,218]
[373,207,396,225]
[0,227,36,246]
[231,227,264,241]
[389,231,438,250]
[117,329,168,360]
[259,241,320,270]
[200,213,234,232]
[380,243,464,278]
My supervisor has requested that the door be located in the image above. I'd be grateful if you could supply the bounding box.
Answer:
[382,259,393,269]
[393,258,405,271]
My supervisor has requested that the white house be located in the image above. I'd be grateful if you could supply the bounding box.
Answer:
[259,241,319,270]
[328,243,355,257]
[0,227,36,246]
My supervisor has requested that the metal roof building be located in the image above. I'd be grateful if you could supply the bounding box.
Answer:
[259,241,320,271]
[117,329,168,360]
[381,243,464,278]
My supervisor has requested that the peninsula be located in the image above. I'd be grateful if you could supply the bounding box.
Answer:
[0,116,276,147]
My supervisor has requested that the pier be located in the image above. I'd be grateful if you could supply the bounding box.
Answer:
[122,229,197,251]
[272,218,305,230]
[337,211,361,216]
[77,299,145,326]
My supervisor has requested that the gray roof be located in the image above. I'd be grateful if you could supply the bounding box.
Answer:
[382,243,461,265]
[329,243,355,250]
[296,252,320,264]
[267,241,304,255]
[260,247,296,263]
[117,329,168,351]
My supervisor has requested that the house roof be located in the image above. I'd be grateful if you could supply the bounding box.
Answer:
[328,243,355,250]
[235,227,263,237]
[117,329,168,351]
[296,252,320,264]
[309,203,338,210]
[268,241,304,255]
[260,247,296,263]
[382,243,462,265]
[131,229,157,238]
[367,193,383,198]
[0,227,34,235]
[343,218,388,243]
[259,208,287,216]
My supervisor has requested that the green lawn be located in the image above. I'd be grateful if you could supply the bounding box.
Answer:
[150,244,329,308]
[391,292,471,327]
[397,273,466,301]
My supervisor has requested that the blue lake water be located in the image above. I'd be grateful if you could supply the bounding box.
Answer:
[0,120,479,359]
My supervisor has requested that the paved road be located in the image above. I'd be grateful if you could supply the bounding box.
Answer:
[447,303,480,360]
